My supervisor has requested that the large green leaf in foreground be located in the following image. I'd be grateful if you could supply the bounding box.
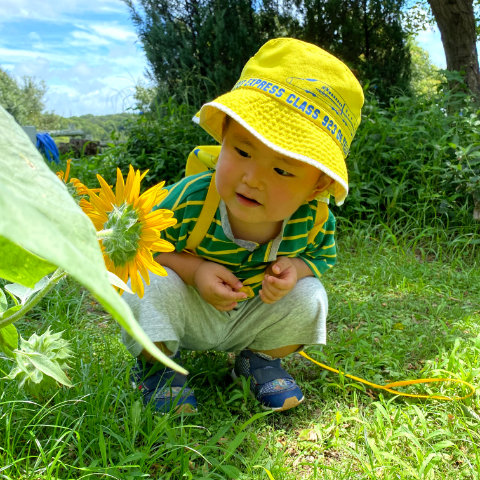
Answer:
[0,106,184,373]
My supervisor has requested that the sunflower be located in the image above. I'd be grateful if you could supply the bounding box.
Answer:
[56,159,100,195]
[56,158,72,182]
[75,166,176,297]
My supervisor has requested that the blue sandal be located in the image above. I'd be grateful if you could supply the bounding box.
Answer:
[131,354,197,414]
[232,349,304,411]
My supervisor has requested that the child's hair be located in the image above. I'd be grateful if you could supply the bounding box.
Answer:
[194,37,364,205]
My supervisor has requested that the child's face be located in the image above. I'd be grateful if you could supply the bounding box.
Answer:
[216,119,328,236]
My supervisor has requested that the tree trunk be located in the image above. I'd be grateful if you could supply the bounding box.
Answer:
[428,0,480,98]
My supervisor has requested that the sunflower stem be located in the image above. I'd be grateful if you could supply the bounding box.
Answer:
[0,268,68,329]
[96,229,114,240]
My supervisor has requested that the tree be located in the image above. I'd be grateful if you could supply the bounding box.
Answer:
[409,38,444,95]
[427,0,480,98]
[0,69,46,125]
[124,0,272,105]
[405,1,480,98]
[291,0,412,102]
[126,0,413,106]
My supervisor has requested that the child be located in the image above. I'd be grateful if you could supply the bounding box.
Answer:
[122,37,364,413]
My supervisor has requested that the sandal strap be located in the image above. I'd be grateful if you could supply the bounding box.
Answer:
[142,369,187,394]
[251,364,294,385]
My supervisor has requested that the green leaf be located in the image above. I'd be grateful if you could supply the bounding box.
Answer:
[0,324,19,355]
[219,464,242,479]
[5,277,49,305]
[0,288,7,314]
[19,351,73,387]
[254,466,276,480]
[0,106,183,373]
[0,305,23,321]
[0,236,55,288]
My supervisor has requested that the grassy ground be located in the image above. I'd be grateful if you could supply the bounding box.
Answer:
[0,233,479,479]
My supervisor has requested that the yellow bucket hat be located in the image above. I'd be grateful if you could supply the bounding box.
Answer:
[195,37,364,205]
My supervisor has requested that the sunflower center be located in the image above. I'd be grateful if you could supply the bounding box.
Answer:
[102,203,142,267]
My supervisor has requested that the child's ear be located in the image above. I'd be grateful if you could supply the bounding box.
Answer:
[307,174,334,201]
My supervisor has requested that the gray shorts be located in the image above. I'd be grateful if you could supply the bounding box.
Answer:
[122,267,328,357]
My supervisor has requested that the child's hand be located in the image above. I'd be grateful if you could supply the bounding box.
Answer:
[260,256,298,304]
[193,261,247,311]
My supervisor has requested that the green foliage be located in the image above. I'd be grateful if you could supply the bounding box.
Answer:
[90,98,211,188]
[0,105,177,375]
[297,0,412,102]
[342,75,480,242]
[124,0,270,105]
[404,0,480,40]
[409,38,445,96]
[57,113,135,141]
[36,111,65,131]
[126,0,412,105]
[0,238,479,478]
[0,68,46,126]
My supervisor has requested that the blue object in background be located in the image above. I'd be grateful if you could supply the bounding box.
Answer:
[36,132,60,164]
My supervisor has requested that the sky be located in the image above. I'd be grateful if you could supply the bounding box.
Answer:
[1,0,448,118]
[0,0,148,117]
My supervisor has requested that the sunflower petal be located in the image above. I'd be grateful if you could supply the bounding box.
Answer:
[150,239,175,252]
[129,262,144,297]
[137,184,165,212]
[129,169,141,204]
[143,255,169,277]
[136,254,151,283]
[139,169,149,182]
[72,178,91,196]
[115,168,125,205]
[124,165,136,202]
[88,190,113,214]
[64,158,72,183]
[96,174,116,206]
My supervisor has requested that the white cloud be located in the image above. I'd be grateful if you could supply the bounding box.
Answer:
[70,30,111,47]
[46,81,137,117]
[0,47,78,70]
[90,24,137,42]
[28,31,42,42]
[111,55,147,73]
[2,1,175,116]
[70,62,100,81]
[0,0,128,22]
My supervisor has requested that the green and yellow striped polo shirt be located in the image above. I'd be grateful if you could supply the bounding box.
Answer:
[157,171,336,296]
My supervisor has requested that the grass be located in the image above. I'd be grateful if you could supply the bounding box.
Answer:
[0,232,479,479]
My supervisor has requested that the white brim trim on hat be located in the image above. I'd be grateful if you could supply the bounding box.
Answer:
[199,101,349,205]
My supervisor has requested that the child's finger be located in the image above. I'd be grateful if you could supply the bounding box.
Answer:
[216,301,238,311]
[263,280,283,297]
[218,269,244,291]
[264,273,289,290]
[216,283,247,301]
[232,290,248,301]
[259,289,274,304]
[260,280,283,302]
[259,287,283,304]
[271,256,291,276]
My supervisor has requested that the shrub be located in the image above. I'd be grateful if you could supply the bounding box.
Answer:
[66,76,479,251]
[342,75,480,239]
[91,97,211,188]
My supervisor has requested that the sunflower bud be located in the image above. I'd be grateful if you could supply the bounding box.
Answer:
[4,328,73,398]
